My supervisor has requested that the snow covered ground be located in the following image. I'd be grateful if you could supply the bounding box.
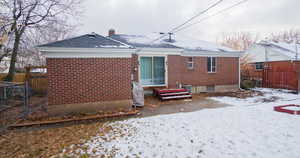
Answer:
[67,88,300,158]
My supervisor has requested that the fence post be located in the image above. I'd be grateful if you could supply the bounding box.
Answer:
[22,81,29,118]
[298,72,300,94]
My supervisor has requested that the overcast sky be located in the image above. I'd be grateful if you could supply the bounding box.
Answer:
[78,0,300,42]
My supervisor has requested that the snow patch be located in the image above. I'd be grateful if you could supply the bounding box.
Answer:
[283,106,300,111]
[66,88,300,158]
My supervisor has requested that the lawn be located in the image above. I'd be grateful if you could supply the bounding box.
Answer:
[63,88,300,158]
[0,122,107,158]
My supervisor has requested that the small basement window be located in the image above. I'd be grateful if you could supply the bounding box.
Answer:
[187,57,194,70]
[206,85,215,92]
[207,57,216,73]
[255,62,264,70]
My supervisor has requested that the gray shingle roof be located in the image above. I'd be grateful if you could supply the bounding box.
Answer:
[37,33,130,48]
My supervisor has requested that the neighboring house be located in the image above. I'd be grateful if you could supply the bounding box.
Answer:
[37,30,242,110]
[244,41,300,91]
[0,56,40,73]
[0,56,10,73]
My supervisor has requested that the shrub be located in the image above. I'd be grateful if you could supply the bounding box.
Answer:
[241,80,256,90]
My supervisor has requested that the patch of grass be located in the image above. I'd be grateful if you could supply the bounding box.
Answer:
[0,122,109,158]
[80,154,90,158]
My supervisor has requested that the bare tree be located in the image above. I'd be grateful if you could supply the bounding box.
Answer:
[269,29,300,43]
[218,32,260,51]
[0,18,13,64]
[218,32,260,81]
[18,23,78,67]
[0,0,82,81]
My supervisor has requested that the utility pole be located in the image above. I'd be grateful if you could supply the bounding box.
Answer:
[295,41,299,61]
[159,32,174,42]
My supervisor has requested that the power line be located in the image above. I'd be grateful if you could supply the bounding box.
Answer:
[170,0,223,33]
[174,0,249,34]
[150,0,224,43]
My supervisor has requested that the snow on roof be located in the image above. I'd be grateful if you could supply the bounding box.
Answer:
[258,41,300,59]
[162,34,236,52]
[39,31,238,53]
[109,34,180,49]
[120,34,153,44]
[110,33,237,52]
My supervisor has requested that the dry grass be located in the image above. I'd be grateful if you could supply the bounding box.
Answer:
[0,122,108,158]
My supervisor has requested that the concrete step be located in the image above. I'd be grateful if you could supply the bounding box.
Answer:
[160,92,190,96]
[162,95,192,100]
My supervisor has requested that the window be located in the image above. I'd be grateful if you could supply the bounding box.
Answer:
[206,85,215,92]
[140,56,165,85]
[187,57,194,69]
[255,62,264,70]
[207,57,216,73]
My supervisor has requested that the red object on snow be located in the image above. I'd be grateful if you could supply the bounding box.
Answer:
[274,104,300,115]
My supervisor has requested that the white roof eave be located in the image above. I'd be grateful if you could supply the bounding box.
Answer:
[182,49,243,57]
[36,46,136,53]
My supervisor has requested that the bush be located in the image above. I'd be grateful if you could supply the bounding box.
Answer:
[241,80,256,90]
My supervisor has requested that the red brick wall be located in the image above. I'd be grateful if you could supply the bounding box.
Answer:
[130,55,239,88]
[47,58,132,105]
[167,55,239,88]
[167,55,183,88]
[132,54,139,82]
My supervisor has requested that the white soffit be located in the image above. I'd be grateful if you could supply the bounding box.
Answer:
[37,47,134,58]
[182,50,243,57]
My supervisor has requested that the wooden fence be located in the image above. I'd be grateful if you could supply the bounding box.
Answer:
[28,73,47,94]
[25,66,47,94]
[0,71,47,94]
[263,62,299,91]
[0,73,26,83]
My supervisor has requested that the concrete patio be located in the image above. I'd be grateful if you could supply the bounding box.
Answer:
[139,94,231,117]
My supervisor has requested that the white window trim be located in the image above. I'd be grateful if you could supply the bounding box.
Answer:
[207,57,217,73]
[138,55,168,87]
[187,57,194,70]
[254,62,264,70]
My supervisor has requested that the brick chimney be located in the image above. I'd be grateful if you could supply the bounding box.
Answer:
[108,29,115,36]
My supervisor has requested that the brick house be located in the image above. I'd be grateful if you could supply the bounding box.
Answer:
[244,41,300,91]
[37,30,242,111]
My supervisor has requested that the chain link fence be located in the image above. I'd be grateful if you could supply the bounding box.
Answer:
[0,81,30,132]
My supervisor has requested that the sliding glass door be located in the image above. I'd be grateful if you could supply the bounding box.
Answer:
[140,56,165,86]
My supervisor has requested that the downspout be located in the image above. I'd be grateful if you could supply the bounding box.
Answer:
[239,56,241,90]
[263,44,269,88]
[296,43,300,93]
[264,45,268,62]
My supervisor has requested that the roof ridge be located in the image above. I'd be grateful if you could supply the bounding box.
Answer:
[259,41,298,53]
[269,42,297,53]
[106,36,133,48]
[36,33,132,48]
[36,34,88,48]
